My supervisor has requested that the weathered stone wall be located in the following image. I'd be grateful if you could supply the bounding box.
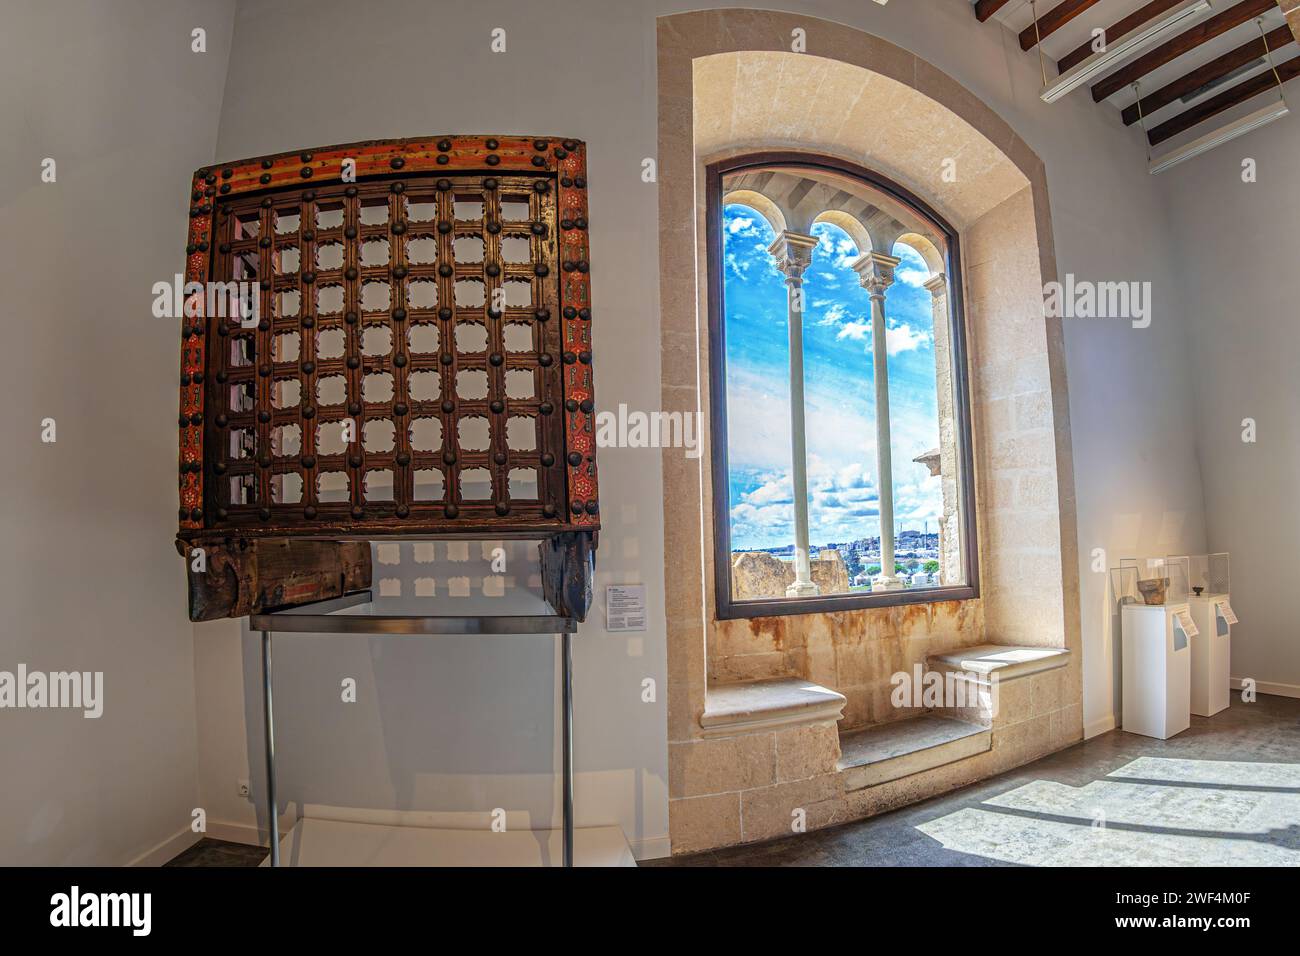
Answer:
[730,552,789,600]
[710,598,986,728]
[669,662,1079,854]
[730,550,850,601]
[720,546,984,729]
[813,550,850,594]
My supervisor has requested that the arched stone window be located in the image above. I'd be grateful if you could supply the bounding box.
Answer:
[658,13,1082,852]
[708,153,977,617]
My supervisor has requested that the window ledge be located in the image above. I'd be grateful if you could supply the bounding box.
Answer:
[700,678,846,738]
[716,586,978,621]
[927,643,1070,683]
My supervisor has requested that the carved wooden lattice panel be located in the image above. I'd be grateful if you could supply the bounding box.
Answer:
[177,137,599,543]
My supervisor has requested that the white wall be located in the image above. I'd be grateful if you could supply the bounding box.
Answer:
[0,0,1221,864]
[190,0,1210,854]
[0,0,235,864]
[195,0,672,857]
[1160,112,1300,697]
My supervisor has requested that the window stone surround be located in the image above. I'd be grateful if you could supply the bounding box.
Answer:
[657,10,1083,855]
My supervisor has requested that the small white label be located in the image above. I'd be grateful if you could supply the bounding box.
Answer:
[1219,602,1238,626]
[1175,608,1199,639]
[606,585,647,632]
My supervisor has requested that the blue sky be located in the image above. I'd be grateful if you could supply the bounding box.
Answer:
[721,203,943,551]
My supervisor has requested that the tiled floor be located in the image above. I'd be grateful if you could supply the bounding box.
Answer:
[165,838,266,867]
[164,694,1300,867]
[653,692,1300,866]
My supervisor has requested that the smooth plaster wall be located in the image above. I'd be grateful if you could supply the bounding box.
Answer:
[0,0,236,864]
[197,0,672,857]
[196,0,1209,854]
[1159,114,1300,696]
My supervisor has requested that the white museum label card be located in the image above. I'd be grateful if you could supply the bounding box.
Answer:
[1175,608,1199,638]
[1219,602,1238,625]
[606,585,647,632]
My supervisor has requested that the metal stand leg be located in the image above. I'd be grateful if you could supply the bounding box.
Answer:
[261,629,280,867]
[561,630,574,868]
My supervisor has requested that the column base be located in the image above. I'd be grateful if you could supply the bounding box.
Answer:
[786,580,821,597]
[872,574,905,592]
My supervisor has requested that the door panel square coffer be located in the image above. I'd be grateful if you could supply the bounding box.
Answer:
[175,137,599,622]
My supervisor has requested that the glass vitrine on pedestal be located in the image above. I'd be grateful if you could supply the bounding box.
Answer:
[1172,553,1234,717]
[1120,601,1191,739]
[1113,556,1194,739]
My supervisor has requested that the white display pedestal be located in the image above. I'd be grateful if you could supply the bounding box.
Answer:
[1187,594,1232,717]
[1121,603,1191,739]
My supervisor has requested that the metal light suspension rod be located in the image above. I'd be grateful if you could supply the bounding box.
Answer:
[1147,17,1291,173]
[1039,0,1212,103]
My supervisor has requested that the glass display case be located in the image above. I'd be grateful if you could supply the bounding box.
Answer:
[1110,563,1140,606]
[1112,555,1187,606]
[1184,552,1231,597]
[1177,553,1234,717]
[1162,554,1190,604]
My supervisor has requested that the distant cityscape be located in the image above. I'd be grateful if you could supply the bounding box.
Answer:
[734,529,943,588]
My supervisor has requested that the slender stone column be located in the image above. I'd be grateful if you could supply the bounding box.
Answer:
[852,251,903,592]
[768,231,821,597]
[923,272,962,586]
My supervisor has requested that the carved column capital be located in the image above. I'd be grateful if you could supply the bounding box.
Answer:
[922,272,948,298]
[851,251,902,298]
[767,231,819,284]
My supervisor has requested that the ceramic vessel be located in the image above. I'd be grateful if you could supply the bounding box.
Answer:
[1137,577,1169,605]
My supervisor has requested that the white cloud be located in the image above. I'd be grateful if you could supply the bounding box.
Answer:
[725,252,751,279]
[728,438,943,548]
[722,366,793,472]
[815,303,851,327]
[728,214,757,236]
[730,452,943,547]
[895,262,930,288]
[833,318,930,355]
[836,319,870,341]
[745,471,793,506]
[885,322,930,355]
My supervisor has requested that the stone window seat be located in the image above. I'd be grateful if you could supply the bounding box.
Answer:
[700,678,846,738]
[837,714,990,791]
[927,643,1070,684]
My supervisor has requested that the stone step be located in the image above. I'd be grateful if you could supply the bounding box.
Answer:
[837,714,991,791]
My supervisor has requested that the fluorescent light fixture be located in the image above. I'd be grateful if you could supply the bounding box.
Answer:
[1149,100,1289,174]
[1040,0,1211,104]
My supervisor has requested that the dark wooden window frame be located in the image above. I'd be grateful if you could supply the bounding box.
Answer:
[706,152,980,620]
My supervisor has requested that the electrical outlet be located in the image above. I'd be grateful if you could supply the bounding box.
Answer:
[238,779,250,798]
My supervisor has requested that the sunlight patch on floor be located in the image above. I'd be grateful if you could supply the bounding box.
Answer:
[915,757,1300,866]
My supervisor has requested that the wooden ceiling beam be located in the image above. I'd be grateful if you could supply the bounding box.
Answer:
[1092,0,1277,103]
[1122,24,1293,125]
[1058,0,1188,74]
[1020,0,1104,51]
[1147,52,1298,144]
[975,0,1014,22]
